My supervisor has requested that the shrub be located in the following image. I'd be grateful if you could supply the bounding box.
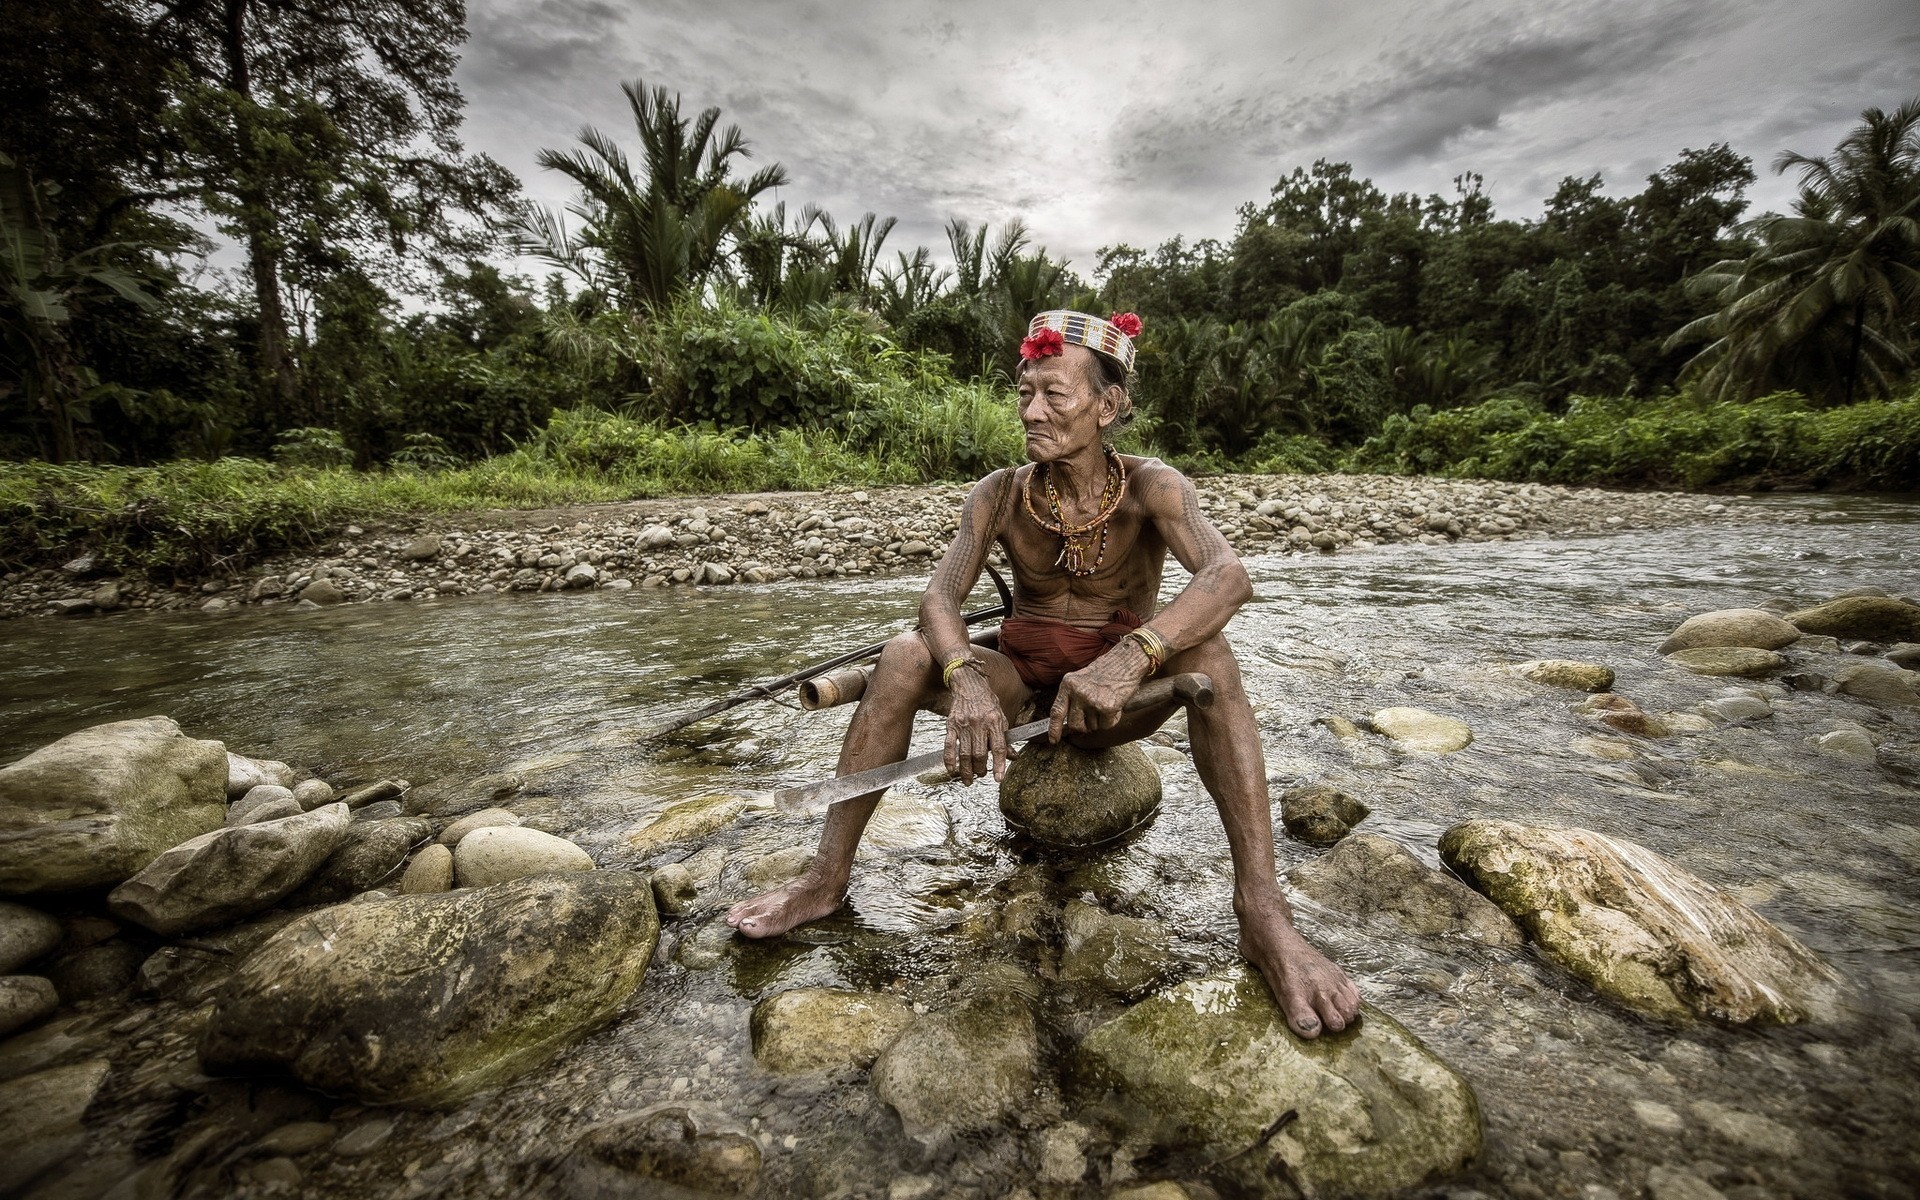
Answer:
[1345,390,1920,489]
[273,427,352,470]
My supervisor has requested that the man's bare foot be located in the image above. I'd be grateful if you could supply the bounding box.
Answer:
[724,873,847,938]
[1236,891,1362,1039]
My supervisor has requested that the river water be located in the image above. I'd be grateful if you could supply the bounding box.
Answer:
[3,495,1918,1199]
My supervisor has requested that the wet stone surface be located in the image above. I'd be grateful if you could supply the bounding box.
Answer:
[0,492,1915,1197]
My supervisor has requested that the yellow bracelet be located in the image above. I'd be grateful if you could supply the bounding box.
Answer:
[1123,628,1167,672]
[942,655,983,689]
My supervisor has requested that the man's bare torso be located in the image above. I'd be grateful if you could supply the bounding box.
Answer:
[991,455,1176,626]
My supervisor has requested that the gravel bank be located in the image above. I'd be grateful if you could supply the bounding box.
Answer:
[5,473,1783,619]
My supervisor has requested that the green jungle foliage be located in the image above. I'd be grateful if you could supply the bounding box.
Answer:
[1349,390,1920,491]
[2,3,1917,576]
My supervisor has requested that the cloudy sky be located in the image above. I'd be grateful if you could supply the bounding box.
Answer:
[456,0,1920,279]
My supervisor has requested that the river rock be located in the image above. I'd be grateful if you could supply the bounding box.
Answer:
[1657,609,1801,655]
[871,990,1041,1143]
[453,826,595,887]
[1514,659,1616,691]
[1886,642,1920,670]
[107,803,353,935]
[399,843,455,894]
[650,864,701,916]
[1072,969,1481,1198]
[626,795,747,856]
[1289,834,1522,947]
[1438,820,1840,1024]
[400,534,442,561]
[857,794,952,859]
[998,741,1160,849]
[298,578,346,605]
[241,799,303,827]
[1280,785,1370,847]
[0,976,58,1036]
[353,799,404,822]
[1663,646,1785,677]
[1578,693,1670,738]
[564,1105,761,1198]
[199,871,659,1105]
[45,940,146,1000]
[0,903,62,973]
[404,771,524,818]
[1699,695,1772,722]
[292,779,335,809]
[740,846,814,892]
[229,784,300,825]
[339,779,405,809]
[289,817,431,906]
[0,716,229,894]
[750,987,915,1074]
[1787,596,1920,643]
[0,1058,110,1193]
[1829,660,1920,708]
[1057,899,1176,999]
[1370,707,1473,753]
[654,847,729,914]
[226,753,295,796]
[437,806,520,845]
[1812,727,1878,763]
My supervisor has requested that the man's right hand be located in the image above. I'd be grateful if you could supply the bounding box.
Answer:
[943,669,1009,785]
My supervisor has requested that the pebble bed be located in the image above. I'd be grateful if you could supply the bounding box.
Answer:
[3,473,1781,620]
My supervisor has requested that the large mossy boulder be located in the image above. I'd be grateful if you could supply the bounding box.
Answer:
[0,717,228,894]
[108,803,353,935]
[1072,969,1481,1199]
[1787,595,1920,643]
[198,871,659,1105]
[1438,820,1839,1024]
[998,741,1160,849]
[1657,609,1801,655]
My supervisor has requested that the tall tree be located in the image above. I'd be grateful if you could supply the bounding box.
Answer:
[152,0,516,421]
[514,79,788,309]
[1669,100,1920,403]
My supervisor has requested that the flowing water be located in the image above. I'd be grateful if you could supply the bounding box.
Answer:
[3,495,1919,1199]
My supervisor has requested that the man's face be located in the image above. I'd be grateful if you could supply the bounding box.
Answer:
[1016,345,1114,463]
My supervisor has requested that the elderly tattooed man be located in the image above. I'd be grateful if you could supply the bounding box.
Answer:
[728,310,1361,1038]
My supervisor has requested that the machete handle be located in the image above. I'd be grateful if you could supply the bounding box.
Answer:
[1126,672,1214,713]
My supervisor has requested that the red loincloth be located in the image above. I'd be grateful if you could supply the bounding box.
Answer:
[996,609,1145,689]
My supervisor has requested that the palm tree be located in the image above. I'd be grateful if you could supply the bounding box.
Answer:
[512,80,788,309]
[876,246,950,325]
[1668,99,1920,404]
[819,211,897,302]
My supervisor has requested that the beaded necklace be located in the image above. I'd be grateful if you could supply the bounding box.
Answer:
[1022,447,1128,576]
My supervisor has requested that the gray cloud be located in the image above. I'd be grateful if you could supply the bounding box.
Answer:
[456,0,1920,278]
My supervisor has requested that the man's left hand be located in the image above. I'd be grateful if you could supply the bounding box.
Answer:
[1049,643,1153,741]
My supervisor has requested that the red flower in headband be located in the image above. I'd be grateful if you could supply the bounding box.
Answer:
[1109,312,1143,338]
[1020,328,1065,359]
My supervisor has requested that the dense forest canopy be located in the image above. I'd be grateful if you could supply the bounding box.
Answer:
[2,1,1917,478]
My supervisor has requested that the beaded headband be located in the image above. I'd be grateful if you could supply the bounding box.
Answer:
[1020,310,1141,372]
